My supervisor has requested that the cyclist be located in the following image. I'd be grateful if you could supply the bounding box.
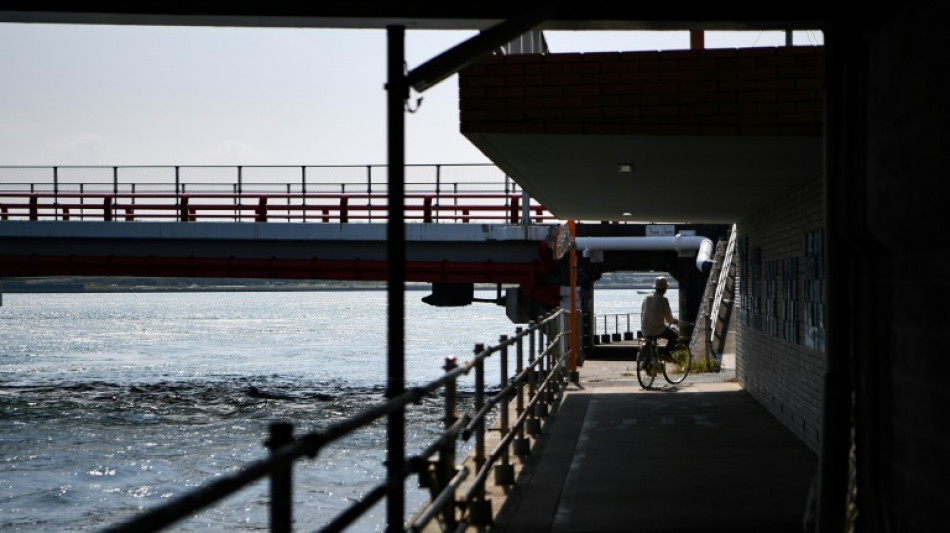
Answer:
[640,276,680,361]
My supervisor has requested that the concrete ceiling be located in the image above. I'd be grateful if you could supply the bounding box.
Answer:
[466,132,824,224]
[2,3,830,225]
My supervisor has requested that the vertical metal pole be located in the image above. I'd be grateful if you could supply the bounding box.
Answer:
[301,166,307,223]
[521,190,530,225]
[499,336,510,466]
[474,344,486,477]
[385,25,407,533]
[267,422,294,533]
[441,356,458,529]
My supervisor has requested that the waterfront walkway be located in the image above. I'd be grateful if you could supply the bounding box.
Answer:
[480,350,819,533]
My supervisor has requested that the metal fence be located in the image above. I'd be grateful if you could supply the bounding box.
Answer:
[0,164,555,224]
[100,309,572,533]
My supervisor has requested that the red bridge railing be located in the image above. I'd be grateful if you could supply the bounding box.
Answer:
[0,164,556,224]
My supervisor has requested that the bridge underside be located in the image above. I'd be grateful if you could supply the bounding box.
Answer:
[0,221,561,308]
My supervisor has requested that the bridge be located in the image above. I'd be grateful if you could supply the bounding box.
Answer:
[0,164,568,316]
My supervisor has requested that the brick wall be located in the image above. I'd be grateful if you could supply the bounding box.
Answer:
[459,46,824,137]
[736,176,825,451]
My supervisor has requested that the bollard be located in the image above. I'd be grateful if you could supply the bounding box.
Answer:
[494,335,515,486]
[267,422,294,533]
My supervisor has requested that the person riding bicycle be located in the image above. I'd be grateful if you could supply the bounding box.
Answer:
[640,276,680,361]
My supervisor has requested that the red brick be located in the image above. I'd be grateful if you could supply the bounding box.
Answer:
[680,103,719,116]
[544,73,587,85]
[699,92,738,104]
[619,50,660,61]
[543,96,584,108]
[546,53,583,63]
[738,90,778,103]
[697,69,739,81]
[756,79,798,91]
[623,123,665,135]
[640,105,681,117]
[621,94,661,106]
[564,85,602,96]
[564,62,603,74]
[507,74,546,86]
[738,67,779,80]
[639,59,679,72]
[778,66,821,79]
[659,92,700,105]
[503,54,545,64]
[619,72,661,84]
[700,49,738,59]
[586,72,623,84]
[483,62,525,76]
[485,86,525,99]
[525,63,564,75]
[719,80,757,92]
[640,82,680,94]
[737,47,779,57]
[486,108,525,120]
[466,75,507,88]
[660,49,699,60]
[605,106,643,118]
[660,70,700,82]
[524,85,564,97]
[584,95,622,107]
[525,108,564,120]
[758,102,798,114]
[564,107,603,119]
[581,51,622,62]
[459,87,486,99]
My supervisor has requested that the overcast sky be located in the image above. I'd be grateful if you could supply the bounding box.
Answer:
[0,24,822,167]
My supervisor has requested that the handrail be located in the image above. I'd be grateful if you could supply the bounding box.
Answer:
[595,312,640,340]
[709,224,737,341]
[0,191,554,224]
[0,164,556,224]
[99,308,571,533]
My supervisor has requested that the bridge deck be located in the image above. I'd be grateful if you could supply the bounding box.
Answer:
[471,355,818,533]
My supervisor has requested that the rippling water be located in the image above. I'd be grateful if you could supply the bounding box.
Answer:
[0,288,645,532]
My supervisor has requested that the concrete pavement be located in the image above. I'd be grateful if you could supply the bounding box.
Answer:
[482,355,819,533]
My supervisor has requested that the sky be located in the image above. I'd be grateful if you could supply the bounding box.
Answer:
[0,24,823,168]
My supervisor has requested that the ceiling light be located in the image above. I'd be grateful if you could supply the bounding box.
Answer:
[617,164,634,174]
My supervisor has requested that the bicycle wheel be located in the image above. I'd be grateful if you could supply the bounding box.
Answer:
[636,344,656,388]
[662,344,692,384]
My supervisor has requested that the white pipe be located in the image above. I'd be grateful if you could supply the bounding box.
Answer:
[575,234,714,272]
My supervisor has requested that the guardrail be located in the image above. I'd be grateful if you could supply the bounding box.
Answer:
[100,309,571,533]
[0,164,555,224]
[594,312,641,344]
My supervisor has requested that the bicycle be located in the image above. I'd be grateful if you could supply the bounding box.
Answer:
[636,321,693,388]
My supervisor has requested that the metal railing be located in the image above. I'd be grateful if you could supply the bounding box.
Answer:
[100,309,571,533]
[0,164,555,224]
[595,312,641,343]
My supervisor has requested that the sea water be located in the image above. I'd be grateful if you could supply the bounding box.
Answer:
[0,288,655,532]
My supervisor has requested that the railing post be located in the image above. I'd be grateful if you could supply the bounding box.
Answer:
[339,196,349,223]
[495,335,514,486]
[470,343,492,524]
[267,422,294,533]
[257,197,268,222]
[301,166,308,223]
[439,356,459,530]
[526,322,541,435]
[513,327,530,455]
[103,195,113,222]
